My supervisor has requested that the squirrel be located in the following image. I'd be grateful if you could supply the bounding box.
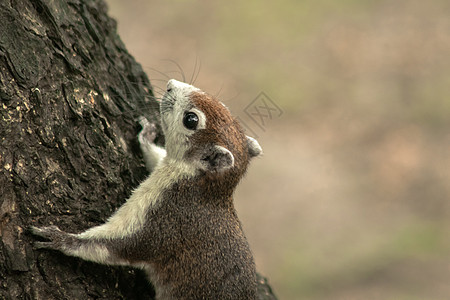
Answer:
[31,79,263,300]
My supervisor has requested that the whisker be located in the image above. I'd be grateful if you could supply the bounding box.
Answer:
[141,66,171,80]
[192,57,201,85]
[224,90,241,103]
[152,85,169,97]
[190,55,199,85]
[214,82,225,99]
[160,59,186,82]
[147,78,170,82]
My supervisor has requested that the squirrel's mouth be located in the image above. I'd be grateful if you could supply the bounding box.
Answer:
[160,92,175,115]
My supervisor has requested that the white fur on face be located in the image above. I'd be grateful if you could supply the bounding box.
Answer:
[160,79,206,161]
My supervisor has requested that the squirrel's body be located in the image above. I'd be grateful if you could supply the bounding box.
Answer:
[31,79,262,299]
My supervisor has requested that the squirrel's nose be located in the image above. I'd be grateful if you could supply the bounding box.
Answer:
[166,79,180,92]
[166,79,196,93]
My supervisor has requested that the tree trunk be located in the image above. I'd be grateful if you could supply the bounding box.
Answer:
[0,0,277,299]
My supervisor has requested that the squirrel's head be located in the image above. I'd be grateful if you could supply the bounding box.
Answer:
[160,79,261,179]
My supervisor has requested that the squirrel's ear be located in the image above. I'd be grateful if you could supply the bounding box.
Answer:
[246,136,262,158]
[200,145,234,172]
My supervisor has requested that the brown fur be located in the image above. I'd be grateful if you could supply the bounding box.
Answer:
[189,92,251,184]
[113,175,257,299]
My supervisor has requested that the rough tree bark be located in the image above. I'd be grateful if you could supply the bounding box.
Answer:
[0,0,277,299]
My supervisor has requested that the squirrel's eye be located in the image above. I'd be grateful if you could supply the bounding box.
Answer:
[183,112,199,130]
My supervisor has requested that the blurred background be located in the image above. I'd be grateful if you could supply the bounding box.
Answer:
[106,1,450,299]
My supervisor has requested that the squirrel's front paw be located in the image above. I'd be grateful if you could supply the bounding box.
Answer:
[29,225,71,251]
[138,117,158,145]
